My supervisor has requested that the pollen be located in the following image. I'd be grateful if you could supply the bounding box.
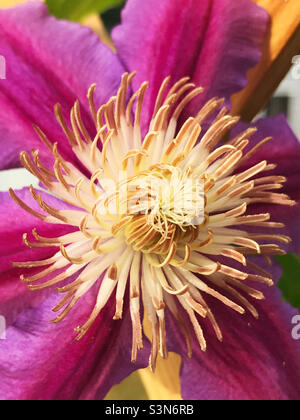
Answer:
[10,72,294,371]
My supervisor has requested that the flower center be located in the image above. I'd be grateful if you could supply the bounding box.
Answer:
[109,164,206,255]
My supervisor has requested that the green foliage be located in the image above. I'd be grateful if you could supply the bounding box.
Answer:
[105,371,148,400]
[276,253,300,310]
[46,0,124,21]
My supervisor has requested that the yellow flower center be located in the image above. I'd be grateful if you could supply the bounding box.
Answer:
[108,165,206,256]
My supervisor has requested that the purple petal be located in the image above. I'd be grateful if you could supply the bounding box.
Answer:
[0,188,74,326]
[0,1,125,170]
[112,0,268,126]
[0,289,149,400]
[232,115,300,253]
[167,263,300,400]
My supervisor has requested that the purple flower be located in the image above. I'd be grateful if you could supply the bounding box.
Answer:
[0,0,300,401]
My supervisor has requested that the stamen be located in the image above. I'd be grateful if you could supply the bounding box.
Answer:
[54,103,76,146]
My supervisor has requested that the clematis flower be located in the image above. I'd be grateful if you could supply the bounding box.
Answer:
[0,0,300,401]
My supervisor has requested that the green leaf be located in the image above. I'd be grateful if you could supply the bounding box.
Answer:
[46,0,124,22]
[276,253,300,310]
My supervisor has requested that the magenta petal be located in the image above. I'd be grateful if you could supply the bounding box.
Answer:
[0,1,125,169]
[232,115,300,254]
[167,263,300,400]
[0,289,148,400]
[112,0,268,125]
[0,188,74,326]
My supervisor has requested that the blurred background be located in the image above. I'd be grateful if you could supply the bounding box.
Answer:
[258,66,300,137]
